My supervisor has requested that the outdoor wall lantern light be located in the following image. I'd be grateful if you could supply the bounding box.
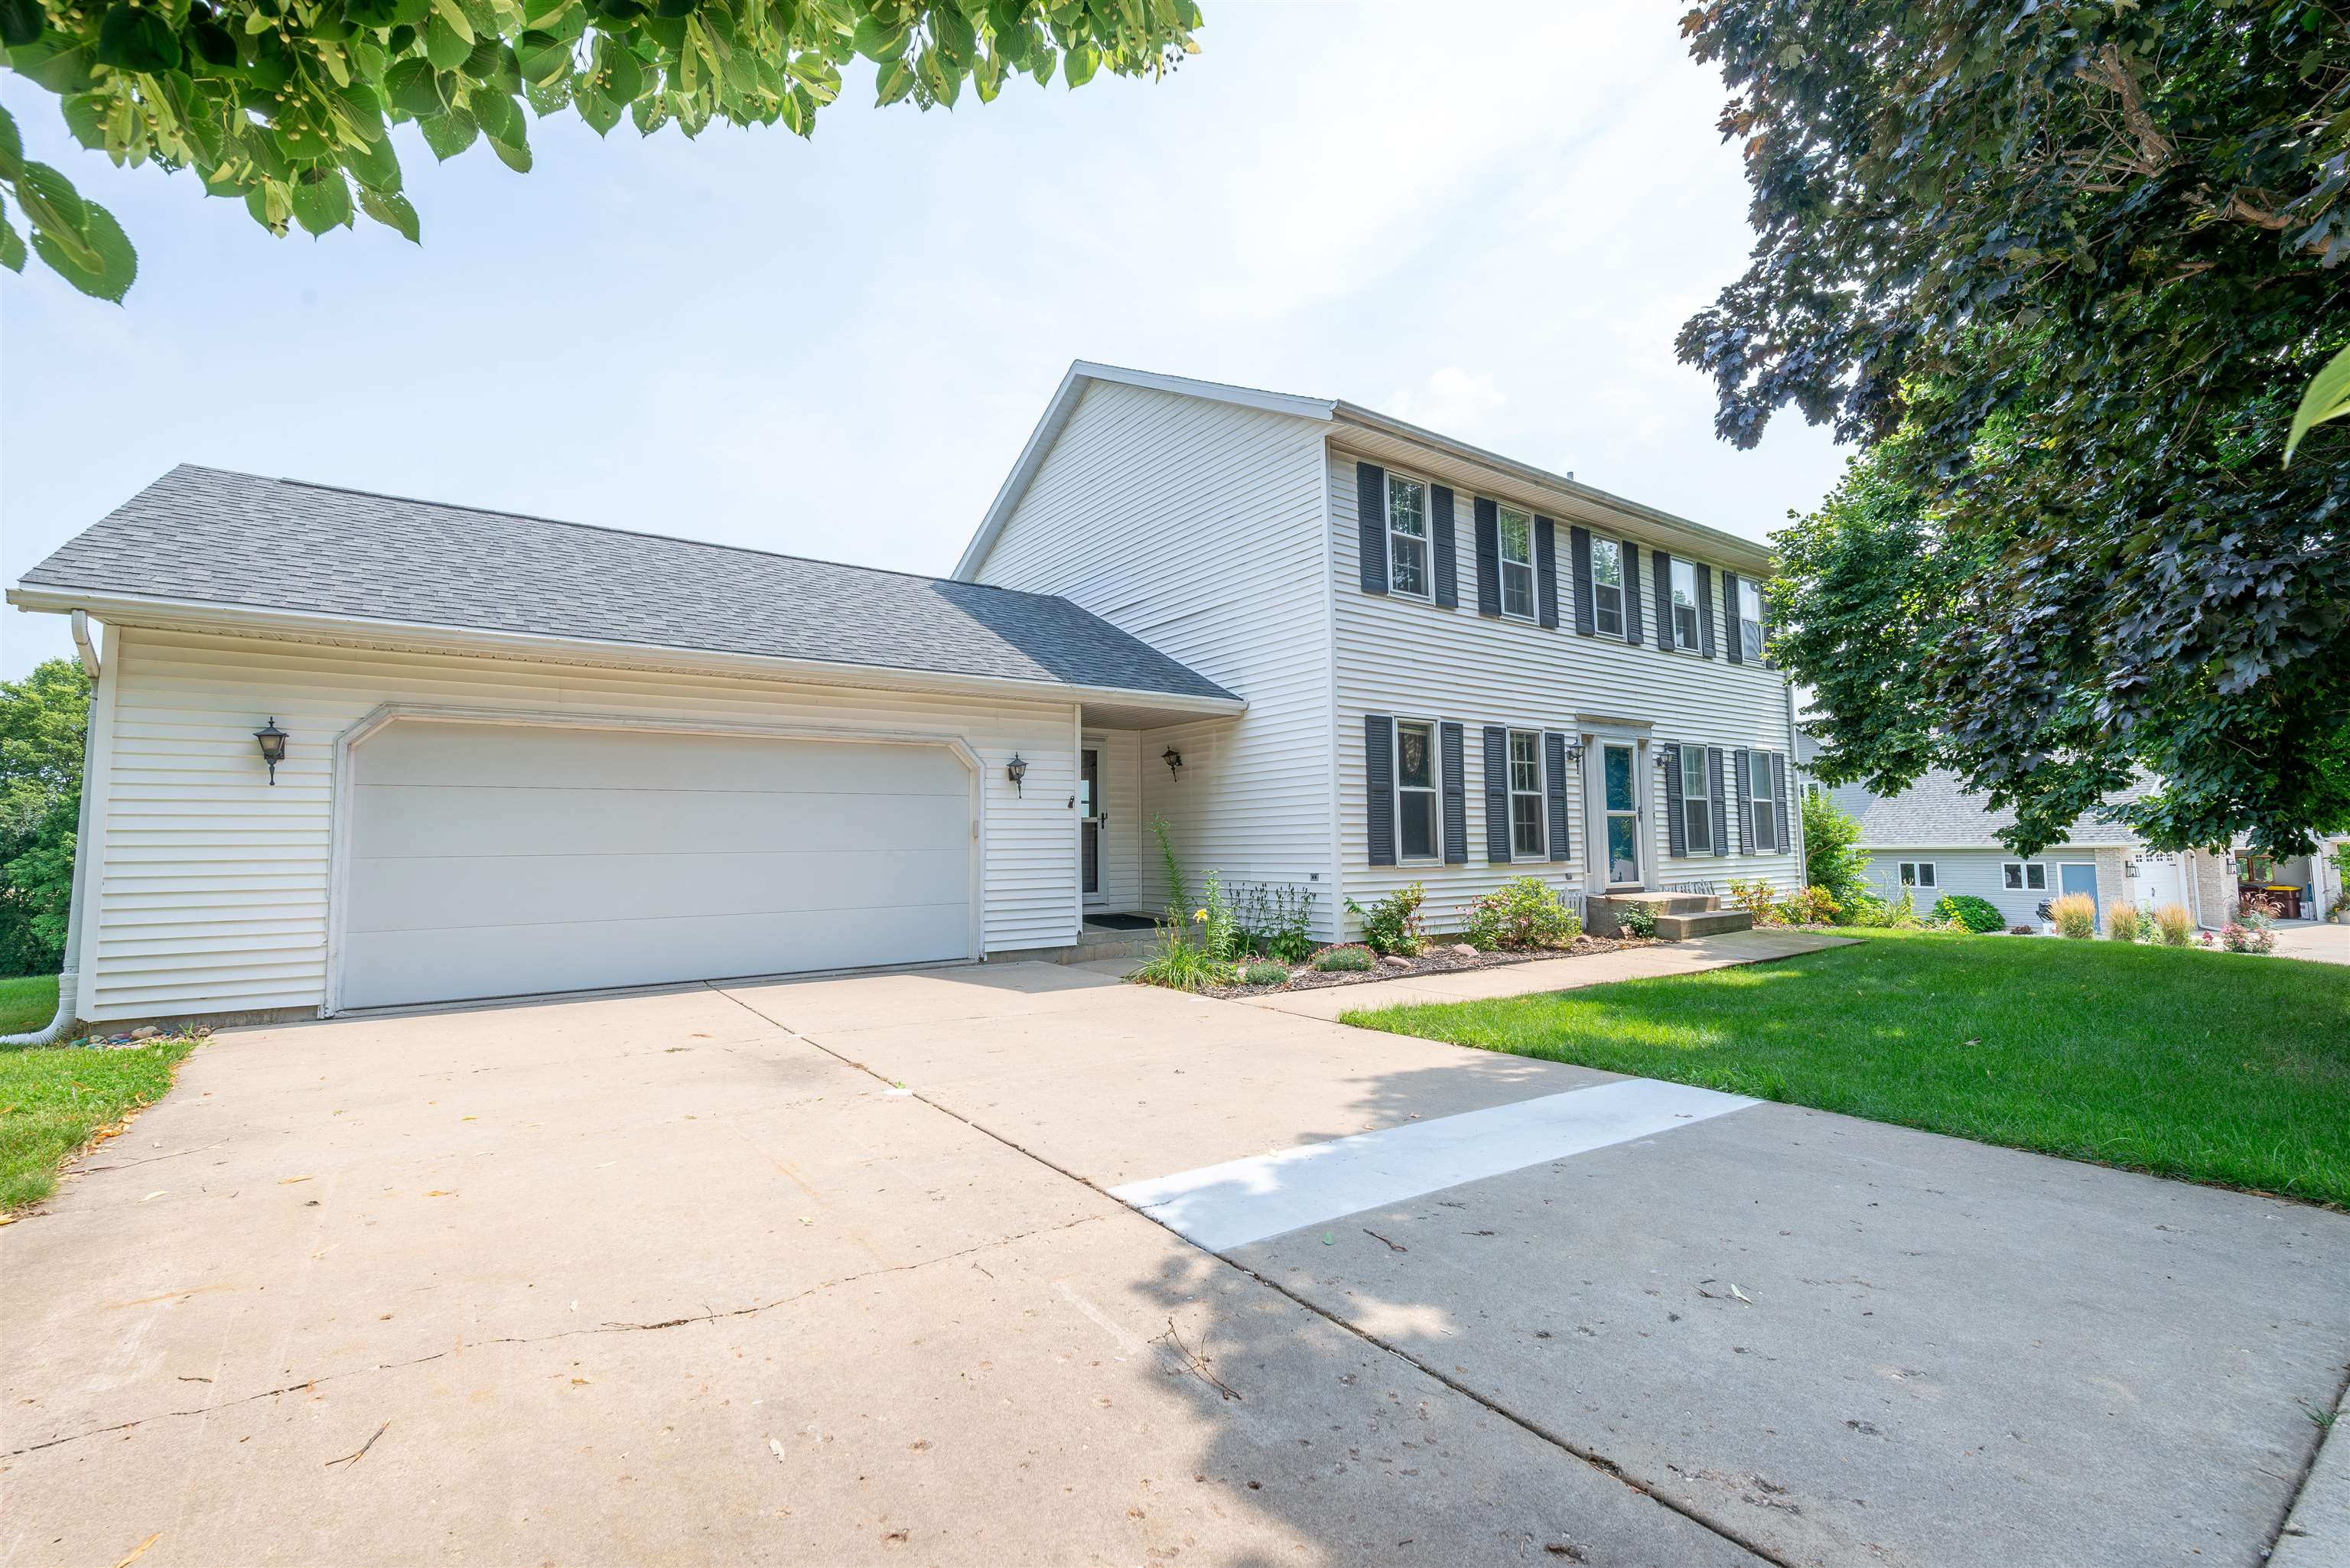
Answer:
[253,717,288,784]
[1006,753,1027,795]
[1161,747,1185,782]
[1562,740,1586,763]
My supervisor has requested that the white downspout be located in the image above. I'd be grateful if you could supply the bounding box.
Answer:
[2,612,99,1046]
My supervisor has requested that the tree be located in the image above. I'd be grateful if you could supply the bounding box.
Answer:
[1680,0,2350,855]
[0,658,88,975]
[0,0,1200,301]
[1798,787,1869,915]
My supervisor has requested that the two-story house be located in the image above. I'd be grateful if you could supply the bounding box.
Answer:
[6,363,1801,1032]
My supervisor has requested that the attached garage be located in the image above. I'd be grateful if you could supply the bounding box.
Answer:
[337,719,978,1010]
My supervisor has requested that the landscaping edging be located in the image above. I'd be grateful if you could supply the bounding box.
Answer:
[1196,935,1658,1000]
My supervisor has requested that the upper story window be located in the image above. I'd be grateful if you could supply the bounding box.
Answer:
[1746,750,1780,852]
[2003,862,2047,891]
[1679,745,1713,854]
[1508,730,1545,857]
[1395,720,1440,862]
[1497,506,1535,620]
[1387,475,1429,599]
[1736,577,1764,662]
[1590,538,1626,637]
[1670,558,1701,650]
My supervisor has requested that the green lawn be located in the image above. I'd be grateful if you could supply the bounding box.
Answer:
[1344,931,2350,1209]
[2,974,200,1212]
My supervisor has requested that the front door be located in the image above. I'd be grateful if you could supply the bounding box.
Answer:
[2059,862,2098,916]
[1600,741,1643,888]
[1080,747,1101,898]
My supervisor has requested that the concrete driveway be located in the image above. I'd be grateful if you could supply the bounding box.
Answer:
[7,961,2347,1568]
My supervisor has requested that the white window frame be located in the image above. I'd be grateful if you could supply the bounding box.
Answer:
[1746,750,1780,853]
[1394,718,1442,864]
[1496,505,1536,622]
[2002,862,2047,892]
[1507,730,1545,859]
[1736,577,1764,662]
[1671,558,1701,651]
[1899,860,1938,889]
[1679,745,1712,856]
[1387,473,1431,601]
[1590,537,1626,638]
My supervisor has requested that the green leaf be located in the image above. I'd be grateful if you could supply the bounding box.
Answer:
[1063,41,1097,87]
[874,55,915,106]
[28,195,135,301]
[11,162,88,244]
[423,13,471,69]
[60,92,109,153]
[0,0,43,50]
[517,29,572,85]
[339,132,402,192]
[931,4,974,69]
[0,104,19,178]
[357,185,421,242]
[487,132,530,171]
[11,41,99,94]
[290,170,354,235]
[94,4,183,73]
[2284,343,2350,464]
[468,84,522,145]
[915,44,956,106]
[0,207,24,272]
[383,57,445,116]
[591,37,643,102]
[430,0,475,44]
[416,102,479,159]
[573,82,621,132]
[851,15,909,60]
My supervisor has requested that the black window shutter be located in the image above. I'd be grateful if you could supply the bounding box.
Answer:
[1534,516,1559,629]
[1623,543,1644,645]
[1733,747,1753,855]
[1430,484,1458,609]
[1440,721,1466,865]
[1772,752,1792,855]
[1723,571,1743,664]
[1695,564,1716,659]
[1652,549,1675,649]
[1544,732,1571,861]
[1473,498,1501,616]
[1365,715,1396,866]
[1569,525,1595,636]
[1356,464,1387,596]
[1708,747,1730,857]
[1662,743,1686,857]
[1481,726,1510,863]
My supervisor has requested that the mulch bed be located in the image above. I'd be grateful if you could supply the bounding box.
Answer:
[1199,935,1656,1000]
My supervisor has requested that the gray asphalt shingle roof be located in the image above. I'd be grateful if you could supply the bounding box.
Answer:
[1841,768,2151,849]
[18,466,1236,703]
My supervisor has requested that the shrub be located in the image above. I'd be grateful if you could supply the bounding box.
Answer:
[1800,791,1871,914]
[1886,889,1924,929]
[2104,904,2143,943]
[2153,903,2195,945]
[1617,902,1658,939]
[1128,922,1240,991]
[1779,885,1841,926]
[1928,893,2005,934]
[1844,890,1893,928]
[1345,883,1427,956]
[1240,960,1291,987]
[1313,944,1375,972]
[2221,921,2277,955]
[2049,893,2098,939]
[1725,879,1785,926]
[1461,877,1581,951]
[1233,881,1317,964]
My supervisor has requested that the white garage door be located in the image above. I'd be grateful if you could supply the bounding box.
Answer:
[340,721,974,1010]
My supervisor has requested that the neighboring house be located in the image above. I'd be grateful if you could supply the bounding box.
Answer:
[8,362,1801,1028]
[1830,769,2254,929]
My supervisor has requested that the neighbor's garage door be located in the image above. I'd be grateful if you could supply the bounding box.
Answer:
[340,721,974,1010]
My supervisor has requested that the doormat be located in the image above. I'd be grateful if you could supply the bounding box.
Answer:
[1085,912,1159,932]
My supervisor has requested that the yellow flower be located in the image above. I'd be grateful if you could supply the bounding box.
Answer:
[1193,909,1208,922]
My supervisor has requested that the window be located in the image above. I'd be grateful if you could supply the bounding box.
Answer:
[1899,861,1938,889]
[1395,721,1440,862]
[1387,474,1429,599]
[1508,730,1545,858]
[1679,745,1712,854]
[1670,558,1701,650]
[1497,505,1535,620]
[1746,750,1779,853]
[1736,577,1764,662]
[1590,538,1626,637]
[2002,862,2047,892]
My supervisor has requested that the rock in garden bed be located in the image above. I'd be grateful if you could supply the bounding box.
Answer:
[1199,934,1649,998]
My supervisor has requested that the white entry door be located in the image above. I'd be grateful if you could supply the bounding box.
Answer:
[340,721,975,1010]
[1586,739,1646,889]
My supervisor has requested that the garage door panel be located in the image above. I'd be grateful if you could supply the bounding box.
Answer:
[340,722,979,1008]
[347,847,970,933]
[340,903,972,1010]
[352,785,970,860]
[357,722,971,796]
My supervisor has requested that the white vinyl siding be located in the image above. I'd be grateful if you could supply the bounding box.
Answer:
[77,627,1078,1023]
[1329,445,1798,929]
[967,377,1339,936]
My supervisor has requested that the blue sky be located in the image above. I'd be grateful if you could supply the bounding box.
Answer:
[2,2,1848,678]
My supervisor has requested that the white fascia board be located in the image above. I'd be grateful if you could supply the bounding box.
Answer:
[6,586,1248,720]
[950,359,1337,583]
[1332,403,1777,573]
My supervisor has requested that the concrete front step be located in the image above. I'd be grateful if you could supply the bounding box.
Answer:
[1653,909,1755,939]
